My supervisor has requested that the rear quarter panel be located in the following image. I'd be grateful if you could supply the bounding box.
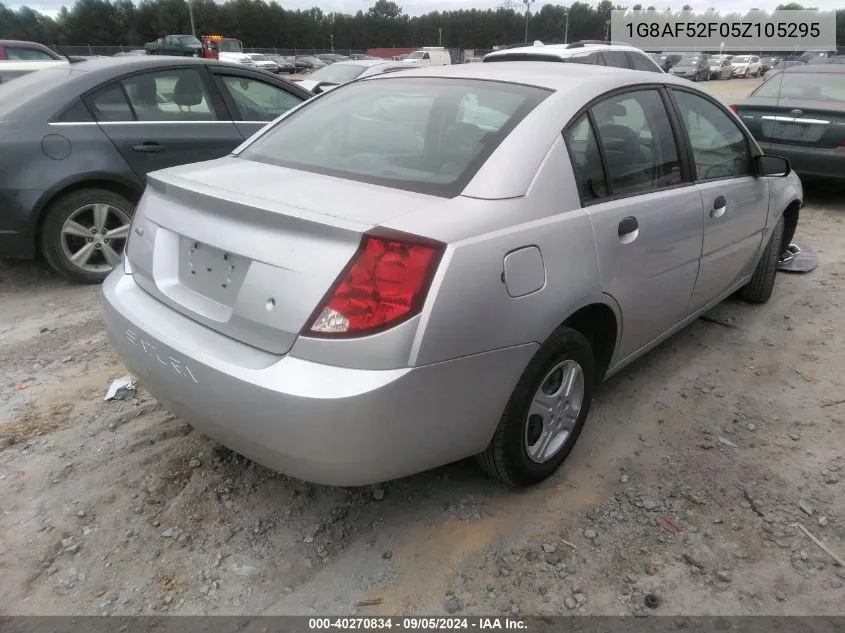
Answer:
[387,138,606,367]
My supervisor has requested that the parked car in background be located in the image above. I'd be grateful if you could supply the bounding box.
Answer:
[244,53,279,73]
[0,39,69,84]
[668,53,710,81]
[267,54,296,73]
[284,56,310,72]
[731,55,761,77]
[763,60,805,80]
[296,56,326,70]
[483,42,664,73]
[731,64,845,183]
[113,49,147,57]
[0,56,312,283]
[349,53,379,60]
[656,53,682,71]
[316,53,349,64]
[760,56,781,73]
[298,59,418,93]
[102,62,801,488]
[708,55,733,80]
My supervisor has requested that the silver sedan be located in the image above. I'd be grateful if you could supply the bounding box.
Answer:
[102,62,803,487]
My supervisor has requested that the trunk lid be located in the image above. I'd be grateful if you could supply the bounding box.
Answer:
[126,157,441,354]
[735,98,845,148]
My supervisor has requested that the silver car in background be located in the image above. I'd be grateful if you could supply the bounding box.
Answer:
[103,63,802,487]
[297,59,417,93]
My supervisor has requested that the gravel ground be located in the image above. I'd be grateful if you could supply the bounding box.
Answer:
[1,78,844,617]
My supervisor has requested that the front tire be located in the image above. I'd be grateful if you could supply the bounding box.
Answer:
[40,188,135,285]
[476,326,595,487]
[740,215,785,304]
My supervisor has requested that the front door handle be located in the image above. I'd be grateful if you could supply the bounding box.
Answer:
[132,142,165,153]
[711,195,727,218]
[618,216,639,243]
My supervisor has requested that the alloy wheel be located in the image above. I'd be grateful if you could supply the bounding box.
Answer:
[60,203,132,274]
[524,360,585,464]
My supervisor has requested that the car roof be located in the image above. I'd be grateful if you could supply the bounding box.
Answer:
[484,42,648,61]
[365,59,692,93]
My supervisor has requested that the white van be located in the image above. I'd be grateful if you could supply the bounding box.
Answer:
[404,47,452,66]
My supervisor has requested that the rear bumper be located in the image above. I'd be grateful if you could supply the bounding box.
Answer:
[762,143,845,182]
[101,270,536,486]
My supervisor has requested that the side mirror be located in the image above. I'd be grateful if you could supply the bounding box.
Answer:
[755,154,791,177]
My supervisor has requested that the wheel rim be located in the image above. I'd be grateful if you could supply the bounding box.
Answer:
[60,203,131,274]
[525,360,585,464]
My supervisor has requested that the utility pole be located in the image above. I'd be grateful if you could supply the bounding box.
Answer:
[563,8,569,44]
[438,27,442,47]
[187,0,196,37]
[330,33,334,53]
[523,0,535,43]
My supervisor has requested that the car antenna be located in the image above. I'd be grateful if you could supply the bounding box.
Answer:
[52,45,78,63]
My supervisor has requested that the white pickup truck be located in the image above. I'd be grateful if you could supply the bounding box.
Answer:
[0,40,69,84]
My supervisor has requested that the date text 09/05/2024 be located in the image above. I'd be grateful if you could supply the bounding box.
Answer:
[626,21,820,39]
[307,618,528,630]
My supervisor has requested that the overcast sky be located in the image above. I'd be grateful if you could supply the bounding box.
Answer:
[10,0,843,20]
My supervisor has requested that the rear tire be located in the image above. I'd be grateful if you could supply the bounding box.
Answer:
[476,326,595,487]
[40,188,135,285]
[740,215,785,304]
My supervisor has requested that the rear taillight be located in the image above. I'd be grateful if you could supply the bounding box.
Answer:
[729,104,737,112]
[305,231,445,337]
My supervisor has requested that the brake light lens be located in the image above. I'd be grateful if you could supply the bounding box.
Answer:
[306,232,445,337]
[729,104,737,112]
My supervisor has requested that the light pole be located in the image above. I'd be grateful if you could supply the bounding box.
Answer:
[330,33,334,53]
[604,18,611,42]
[187,0,196,38]
[563,8,569,44]
[438,27,442,47]
[523,0,535,43]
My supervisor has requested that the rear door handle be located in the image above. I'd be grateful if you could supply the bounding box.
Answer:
[618,216,639,243]
[132,142,166,153]
[711,195,727,218]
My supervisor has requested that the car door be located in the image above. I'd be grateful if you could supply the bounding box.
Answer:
[83,66,243,179]
[210,69,308,138]
[564,88,704,360]
[669,88,769,307]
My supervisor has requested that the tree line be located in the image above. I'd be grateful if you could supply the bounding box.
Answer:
[1,0,843,51]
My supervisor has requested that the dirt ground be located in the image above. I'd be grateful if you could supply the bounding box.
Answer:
[2,78,845,617]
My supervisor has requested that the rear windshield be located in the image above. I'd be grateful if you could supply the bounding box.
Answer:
[753,72,845,101]
[0,65,76,117]
[307,64,368,84]
[238,77,550,197]
[250,54,269,61]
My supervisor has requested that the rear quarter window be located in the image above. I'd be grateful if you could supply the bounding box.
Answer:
[238,77,550,197]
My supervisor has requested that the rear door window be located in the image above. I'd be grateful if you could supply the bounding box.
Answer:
[602,51,632,69]
[590,89,683,195]
[628,52,658,72]
[564,114,608,202]
[87,84,134,122]
[238,77,550,197]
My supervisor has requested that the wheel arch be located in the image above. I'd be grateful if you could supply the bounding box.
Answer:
[554,297,620,384]
[781,199,801,250]
[32,175,143,258]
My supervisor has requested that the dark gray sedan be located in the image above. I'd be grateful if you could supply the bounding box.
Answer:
[0,56,311,283]
[731,65,845,183]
